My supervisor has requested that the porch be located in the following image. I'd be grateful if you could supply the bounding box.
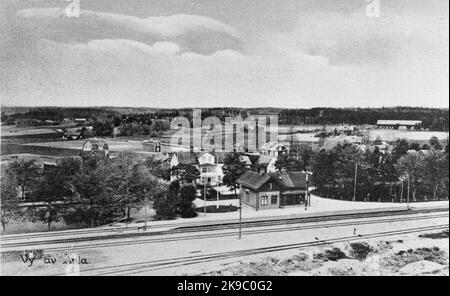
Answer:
[280,190,307,207]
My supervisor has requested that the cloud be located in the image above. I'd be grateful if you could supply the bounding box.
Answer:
[1,1,448,108]
[14,7,241,55]
[278,7,449,66]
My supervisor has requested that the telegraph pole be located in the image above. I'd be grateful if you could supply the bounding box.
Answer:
[238,192,242,239]
[353,163,358,202]
[407,174,410,210]
[400,180,404,203]
[216,156,220,209]
[203,179,207,216]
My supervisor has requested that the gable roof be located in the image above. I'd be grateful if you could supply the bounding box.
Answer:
[238,170,309,191]
[239,155,252,166]
[272,171,308,189]
[175,151,198,165]
[237,171,271,191]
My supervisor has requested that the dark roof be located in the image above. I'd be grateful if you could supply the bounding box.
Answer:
[237,171,271,191]
[212,151,227,164]
[176,152,198,165]
[238,171,309,191]
[272,172,308,189]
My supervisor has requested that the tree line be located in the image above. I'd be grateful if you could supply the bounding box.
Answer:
[1,153,171,231]
[310,137,449,202]
[3,106,448,131]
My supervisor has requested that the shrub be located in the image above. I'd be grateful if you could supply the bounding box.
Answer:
[419,229,449,239]
[349,242,373,260]
[314,247,347,261]
[153,195,177,220]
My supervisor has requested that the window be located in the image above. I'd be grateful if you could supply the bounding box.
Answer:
[261,195,269,206]
[271,195,278,205]
[245,190,250,202]
[202,167,207,173]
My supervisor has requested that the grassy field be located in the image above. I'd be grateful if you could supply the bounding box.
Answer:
[1,143,80,156]
[368,129,448,144]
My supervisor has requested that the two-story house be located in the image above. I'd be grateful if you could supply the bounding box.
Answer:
[169,151,225,186]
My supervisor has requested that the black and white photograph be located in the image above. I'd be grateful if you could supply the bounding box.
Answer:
[0,0,449,280]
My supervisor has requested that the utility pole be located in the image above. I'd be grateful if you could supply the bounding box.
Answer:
[353,162,358,202]
[239,191,242,239]
[305,173,309,210]
[203,179,207,216]
[216,156,220,210]
[400,180,404,203]
[407,174,410,210]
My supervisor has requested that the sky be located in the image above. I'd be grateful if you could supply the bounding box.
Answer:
[0,0,448,108]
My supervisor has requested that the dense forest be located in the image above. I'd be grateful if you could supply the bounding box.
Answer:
[1,106,448,131]
[276,107,449,130]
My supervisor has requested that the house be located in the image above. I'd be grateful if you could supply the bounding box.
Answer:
[260,141,290,157]
[197,152,222,185]
[376,120,422,130]
[63,128,83,140]
[322,135,363,150]
[62,118,72,124]
[81,139,109,158]
[169,151,226,186]
[407,149,432,156]
[237,171,311,210]
[44,119,57,125]
[257,155,277,173]
[239,155,253,168]
[74,118,88,124]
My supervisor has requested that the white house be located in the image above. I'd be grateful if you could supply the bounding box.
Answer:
[169,151,225,186]
[260,141,290,157]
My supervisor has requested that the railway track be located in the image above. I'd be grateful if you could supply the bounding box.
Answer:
[3,212,448,252]
[56,223,449,276]
[1,207,447,246]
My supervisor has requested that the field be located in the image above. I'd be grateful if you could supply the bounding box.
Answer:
[1,124,448,159]
[368,129,448,143]
[22,138,145,152]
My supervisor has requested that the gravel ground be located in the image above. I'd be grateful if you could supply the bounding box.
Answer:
[202,229,449,276]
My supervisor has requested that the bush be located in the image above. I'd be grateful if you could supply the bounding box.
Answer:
[178,184,197,218]
[195,205,238,213]
[419,229,449,239]
[314,247,347,261]
[349,242,373,260]
[153,195,177,220]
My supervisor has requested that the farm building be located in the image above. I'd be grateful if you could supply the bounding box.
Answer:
[81,139,109,158]
[376,120,422,130]
[237,170,311,210]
